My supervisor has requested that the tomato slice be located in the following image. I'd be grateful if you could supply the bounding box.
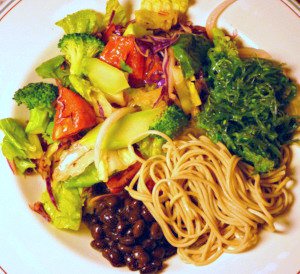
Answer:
[52,86,97,140]
[100,35,146,87]
[107,162,142,193]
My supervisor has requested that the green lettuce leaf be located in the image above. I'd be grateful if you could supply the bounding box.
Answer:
[0,118,43,173]
[104,0,128,26]
[56,9,104,34]
[41,182,82,230]
[64,163,99,189]
[172,34,212,78]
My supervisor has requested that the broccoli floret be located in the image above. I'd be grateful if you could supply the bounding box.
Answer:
[13,82,58,135]
[58,33,104,75]
[139,105,189,158]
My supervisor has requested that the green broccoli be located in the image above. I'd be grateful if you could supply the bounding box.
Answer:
[13,82,58,136]
[58,33,104,75]
[138,105,189,158]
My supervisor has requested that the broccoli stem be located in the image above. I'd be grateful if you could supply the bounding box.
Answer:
[25,108,50,134]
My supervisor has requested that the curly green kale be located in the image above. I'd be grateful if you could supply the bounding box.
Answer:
[197,29,298,173]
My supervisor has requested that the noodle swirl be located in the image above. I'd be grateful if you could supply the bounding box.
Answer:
[126,133,293,265]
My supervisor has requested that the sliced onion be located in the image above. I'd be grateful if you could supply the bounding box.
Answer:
[206,0,237,40]
[94,107,135,182]
[238,47,272,60]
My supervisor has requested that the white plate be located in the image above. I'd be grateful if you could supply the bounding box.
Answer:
[0,0,299,273]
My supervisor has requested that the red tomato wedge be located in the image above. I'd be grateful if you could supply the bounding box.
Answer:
[100,35,146,87]
[52,86,97,140]
[107,162,142,194]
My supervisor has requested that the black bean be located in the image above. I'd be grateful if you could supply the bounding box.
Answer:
[141,206,154,222]
[124,254,139,271]
[91,239,107,250]
[116,220,127,234]
[150,223,163,240]
[109,231,120,242]
[142,239,157,251]
[119,235,135,246]
[117,243,133,253]
[99,208,117,226]
[125,227,134,237]
[105,196,120,208]
[131,199,142,209]
[90,224,104,240]
[152,247,165,259]
[132,219,145,238]
[151,259,163,271]
[140,264,158,274]
[95,200,107,214]
[165,246,177,258]
[132,246,150,267]
[102,248,124,267]
[127,210,140,223]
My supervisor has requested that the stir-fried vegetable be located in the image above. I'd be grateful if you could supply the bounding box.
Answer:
[52,86,97,140]
[0,118,43,174]
[35,55,71,87]
[13,83,58,135]
[58,33,104,75]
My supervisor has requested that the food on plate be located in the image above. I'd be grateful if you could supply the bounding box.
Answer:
[0,0,299,272]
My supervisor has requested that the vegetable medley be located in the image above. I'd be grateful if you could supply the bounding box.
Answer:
[0,0,298,238]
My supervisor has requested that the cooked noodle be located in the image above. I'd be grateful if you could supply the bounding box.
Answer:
[126,132,293,265]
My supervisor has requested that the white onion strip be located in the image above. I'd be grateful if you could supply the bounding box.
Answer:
[238,47,272,60]
[94,107,135,181]
[206,0,237,40]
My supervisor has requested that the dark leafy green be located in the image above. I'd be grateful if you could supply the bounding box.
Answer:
[172,34,212,78]
[197,29,298,173]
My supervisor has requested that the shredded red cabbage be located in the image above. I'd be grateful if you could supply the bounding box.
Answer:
[46,177,58,209]
[30,202,51,222]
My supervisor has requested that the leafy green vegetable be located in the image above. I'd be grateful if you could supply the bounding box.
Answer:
[120,60,133,73]
[42,121,55,145]
[172,34,212,78]
[58,33,104,75]
[103,107,165,150]
[63,147,137,187]
[140,0,189,13]
[69,75,114,118]
[64,164,99,189]
[0,118,43,173]
[138,105,189,158]
[197,29,298,173]
[56,9,104,34]
[135,0,189,31]
[82,57,129,95]
[13,82,58,134]
[123,22,152,37]
[41,182,82,230]
[35,55,70,87]
[104,0,128,26]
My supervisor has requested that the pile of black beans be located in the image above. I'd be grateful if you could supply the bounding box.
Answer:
[84,191,176,273]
